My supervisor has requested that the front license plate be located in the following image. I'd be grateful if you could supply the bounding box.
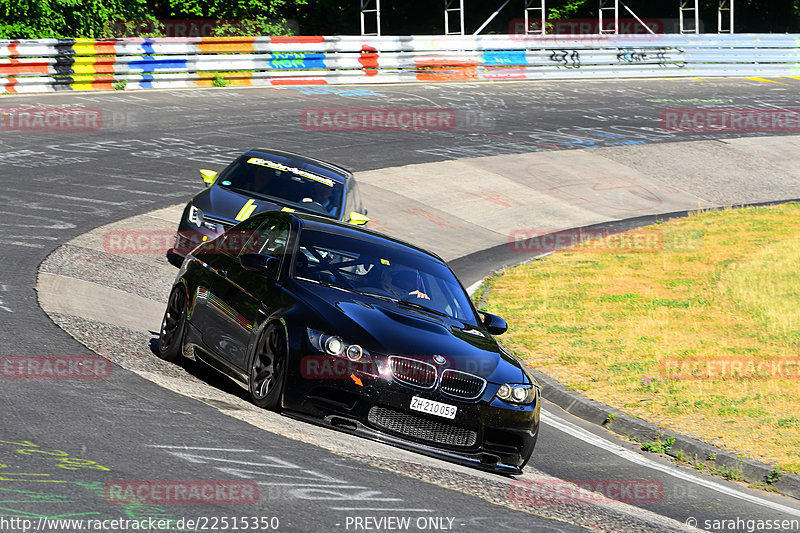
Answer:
[410,396,457,420]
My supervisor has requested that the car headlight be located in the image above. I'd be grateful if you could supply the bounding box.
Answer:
[188,205,204,226]
[307,328,370,362]
[496,383,537,405]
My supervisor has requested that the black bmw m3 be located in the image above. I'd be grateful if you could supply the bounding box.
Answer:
[159,211,540,474]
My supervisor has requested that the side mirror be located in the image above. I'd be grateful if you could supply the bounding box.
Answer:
[480,312,508,335]
[240,253,278,278]
[200,169,218,187]
[348,212,370,226]
[166,248,184,269]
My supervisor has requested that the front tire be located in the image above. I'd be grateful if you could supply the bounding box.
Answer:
[158,285,188,362]
[249,323,287,410]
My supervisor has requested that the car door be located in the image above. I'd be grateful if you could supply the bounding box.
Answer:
[203,215,290,370]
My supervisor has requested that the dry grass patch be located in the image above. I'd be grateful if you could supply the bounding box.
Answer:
[479,204,800,473]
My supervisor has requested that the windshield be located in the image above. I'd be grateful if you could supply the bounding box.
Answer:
[294,229,478,324]
[217,156,345,219]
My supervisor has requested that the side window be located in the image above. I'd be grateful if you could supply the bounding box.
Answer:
[256,221,290,256]
[351,181,363,212]
[345,185,355,216]
[214,216,263,256]
[240,217,291,277]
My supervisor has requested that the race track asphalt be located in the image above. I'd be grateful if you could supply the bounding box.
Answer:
[2,78,800,533]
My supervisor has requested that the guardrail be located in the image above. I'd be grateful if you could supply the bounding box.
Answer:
[1,34,798,93]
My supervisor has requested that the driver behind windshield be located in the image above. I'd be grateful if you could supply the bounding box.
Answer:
[302,181,339,218]
[383,268,430,300]
[219,159,343,218]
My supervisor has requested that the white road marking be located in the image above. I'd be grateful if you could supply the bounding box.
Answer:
[2,188,129,205]
[150,446,407,505]
[108,407,193,415]
[2,235,58,241]
[255,483,368,487]
[0,283,10,312]
[147,445,255,452]
[0,240,45,248]
[0,212,76,230]
[543,410,800,517]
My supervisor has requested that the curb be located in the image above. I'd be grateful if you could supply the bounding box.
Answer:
[465,201,800,501]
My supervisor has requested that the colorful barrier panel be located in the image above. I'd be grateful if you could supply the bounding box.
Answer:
[1,34,799,93]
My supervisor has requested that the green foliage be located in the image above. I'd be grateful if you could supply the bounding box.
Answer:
[112,78,127,90]
[209,18,296,36]
[641,435,676,454]
[766,467,784,484]
[0,0,306,38]
[547,0,590,20]
[0,0,157,38]
[161,0,303,19]
[211,73,230,87]
[695,461,746,482]
[0,0,798,38]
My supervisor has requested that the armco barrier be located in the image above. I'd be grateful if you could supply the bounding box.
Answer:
[1,34,799,93]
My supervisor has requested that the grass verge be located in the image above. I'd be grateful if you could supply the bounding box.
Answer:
[478,204,800,474]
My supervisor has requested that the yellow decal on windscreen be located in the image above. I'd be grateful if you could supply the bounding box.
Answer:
[246,157,335,187]
[281,207,295,212]
[235,199,257,221]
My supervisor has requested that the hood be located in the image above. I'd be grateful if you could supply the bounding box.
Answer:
[290,280,527,384]
[192,186,286,224]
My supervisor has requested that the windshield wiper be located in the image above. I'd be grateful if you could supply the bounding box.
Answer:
[220,185,288,205]
[397,300,449,317]
[297,277,344,290]
[220,185,252,195]
[356,291,397,303]
[297,276,361,294]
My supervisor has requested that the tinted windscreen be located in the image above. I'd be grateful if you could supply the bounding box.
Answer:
[294,229,477,324]
[218,157,344,219]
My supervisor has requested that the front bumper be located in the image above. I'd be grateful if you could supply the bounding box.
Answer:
[281,358,540,474]
[285,409,536,475]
